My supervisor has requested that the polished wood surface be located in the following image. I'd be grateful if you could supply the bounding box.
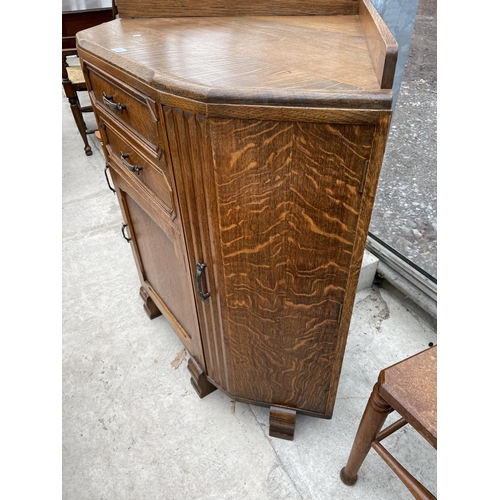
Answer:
[101,117,176,216]
[341,346,437,499]
[77,12,395,106]
[110,168,207,370]
[269,407,297,441]
[87,63,162,154]
[115,0,359,18]
[77,0,397,438]
[359,0,397,89]
[206,118,375,412]
[380,345,437,447]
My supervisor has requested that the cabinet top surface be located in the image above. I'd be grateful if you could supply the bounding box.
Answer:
[77,16,392,106]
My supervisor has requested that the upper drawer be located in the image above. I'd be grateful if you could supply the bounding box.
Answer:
[85,63,161,156]
[100,117,176,219]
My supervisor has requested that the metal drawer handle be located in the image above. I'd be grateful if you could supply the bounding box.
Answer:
[104,163,116,193]
[121,223,131,243]
[103,92,126,113]
[195,263,210,302]
[120,153,142,173]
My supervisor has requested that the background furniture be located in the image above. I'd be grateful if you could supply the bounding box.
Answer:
[62,0,117,155]
[340,345,437,499]
[76,0,397,440]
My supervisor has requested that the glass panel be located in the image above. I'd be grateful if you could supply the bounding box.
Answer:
[369,0,437,279]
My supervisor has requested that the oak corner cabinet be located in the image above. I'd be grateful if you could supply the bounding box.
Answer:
[77,0,398,440]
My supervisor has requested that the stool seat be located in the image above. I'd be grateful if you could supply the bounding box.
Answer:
[341,346,437,500]
[66,66,86,85]
[380,345,437,448]
[62,0,117,156]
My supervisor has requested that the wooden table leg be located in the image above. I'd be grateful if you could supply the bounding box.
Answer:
[340,382,393,485]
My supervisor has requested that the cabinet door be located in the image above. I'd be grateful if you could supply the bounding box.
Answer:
[207,118,377,415]
[165,108,385,415]
[110,168,205,367]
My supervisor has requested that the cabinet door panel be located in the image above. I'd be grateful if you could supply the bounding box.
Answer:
[207,118,376,414]
[111,171,204,363]
[163,107,230,391]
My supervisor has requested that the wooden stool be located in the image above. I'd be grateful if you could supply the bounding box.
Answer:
[340,346,437,499]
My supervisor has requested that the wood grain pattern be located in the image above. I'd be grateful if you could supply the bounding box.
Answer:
[123,193,198,341]
[341,347,436,497]
[359,0,398,89]
[78,4,398,433]
[99,115,176,217]
[109,169,206,369]
[85,61,162,156]
[115,0,359,18]
[77,15,388,108]
[163,107,233,393]
[380,346,437,448]
[340,381,393,486]
[269,406,296,440]
[323,111,391,417]
[208,117,375,413]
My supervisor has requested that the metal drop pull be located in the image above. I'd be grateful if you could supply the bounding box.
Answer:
[195,263,210,302]
[103,92,126,113]
[121,223,131,243]
[104,163,116,193]
[120,153,142,173]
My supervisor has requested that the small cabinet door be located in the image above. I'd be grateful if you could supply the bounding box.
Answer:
[110,167,205,369]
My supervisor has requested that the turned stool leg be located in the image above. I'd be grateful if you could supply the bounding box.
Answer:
[62,74,93,156]
[340,382,393,485]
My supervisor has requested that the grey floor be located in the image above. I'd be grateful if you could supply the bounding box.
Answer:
[369,0,437,279]
[62,84,437,499]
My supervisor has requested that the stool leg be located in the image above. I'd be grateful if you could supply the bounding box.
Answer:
[340,382,393,485]
[62,77,93,156]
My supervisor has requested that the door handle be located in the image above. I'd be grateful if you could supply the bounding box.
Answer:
[104,163,116,193]
[121,223,131,243]
[195,263,210,302]
[103,92,126,113]
[120,153,142,174]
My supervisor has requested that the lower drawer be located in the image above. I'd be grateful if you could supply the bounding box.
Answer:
[101,117,176,218]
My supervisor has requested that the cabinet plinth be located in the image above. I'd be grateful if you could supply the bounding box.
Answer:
[77,0,397,439]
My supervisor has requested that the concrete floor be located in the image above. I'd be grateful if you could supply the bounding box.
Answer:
[62,83,437,498]
[370,0,437,278]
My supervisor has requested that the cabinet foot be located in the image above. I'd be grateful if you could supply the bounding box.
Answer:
[187,357,217,399]
[139,286,162,320]
[269,406,296,441]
